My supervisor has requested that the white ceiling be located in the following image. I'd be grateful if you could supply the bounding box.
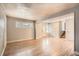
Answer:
[1,3,79,20]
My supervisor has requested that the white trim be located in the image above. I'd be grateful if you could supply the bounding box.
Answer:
[1,43,6,56]
[7,39,33,43]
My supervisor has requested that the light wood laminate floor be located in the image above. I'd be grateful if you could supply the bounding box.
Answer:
[4,36,74,56]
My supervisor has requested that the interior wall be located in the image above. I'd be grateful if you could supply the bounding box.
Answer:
[66,14,74,41]
[0,5,6,55]
[75,7,79,53]
[7,17,34,43]
[51,22,60,38]
[36,22,45,39]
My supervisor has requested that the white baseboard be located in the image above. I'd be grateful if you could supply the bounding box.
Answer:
[7,39,33,43]
[1,37,7,56]
[1,43,6,56]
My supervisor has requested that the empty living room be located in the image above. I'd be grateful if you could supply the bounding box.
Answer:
[0,3,79,56]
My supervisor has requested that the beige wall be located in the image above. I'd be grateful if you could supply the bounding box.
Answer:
[36,22,43,39]
[66,14,74,40]
[52,22,60,38]
[7,17,34,43]
[36,22,45,39]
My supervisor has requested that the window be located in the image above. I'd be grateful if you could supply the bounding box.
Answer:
[16,21,33,29]
[44,23,52,33]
